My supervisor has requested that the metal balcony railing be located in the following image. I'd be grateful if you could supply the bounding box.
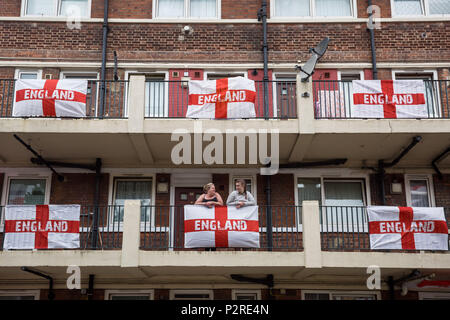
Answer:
[144,80,297,119]
[319,206,450,252]
[0,205,124,250]
[139,205,303,251]
[313,80,450,119]
[0,79,128,118]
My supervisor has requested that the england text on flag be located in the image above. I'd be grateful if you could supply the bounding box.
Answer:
[184,205,259,248]
[367,206,448,250]
[3,205,80,250]
[187,77,256,119]
[13,79,87,117]
[351,80,427,118]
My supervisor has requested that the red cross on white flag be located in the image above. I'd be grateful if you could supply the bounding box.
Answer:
[184,205,260,248]
[13,79,87,117]
[367,206,448,250]
[352,80,427,118]
[187,77,256,119]
[3,205,80,250]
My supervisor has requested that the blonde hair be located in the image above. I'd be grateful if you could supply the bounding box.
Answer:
[203,183,214,194]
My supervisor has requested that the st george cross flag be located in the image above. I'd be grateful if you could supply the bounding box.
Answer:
[184,205,259,248]
[352,80,427,118]
[3,205,80,250]
[13,79,87,117]
[367,206,448,250]
[187,77,256,119]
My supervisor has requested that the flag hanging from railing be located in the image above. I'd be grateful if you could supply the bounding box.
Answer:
[3,205,80,250]
[187,77,256,119]
[367,206,448,250]
[352,80,427,118]
[13,79,87,117]
[184,205,259,248]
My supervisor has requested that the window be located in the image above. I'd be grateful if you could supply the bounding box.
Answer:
[303,291,379,300]
[23,0,90,17]
[113,179,153,223]
[206,73,246,80]
[405,175,435,207]
[155,0,218,18]
[0,290,39,300]
[15,69,42,80]
[392,0,450,16]
[232,290,261,300]
[419,292,450,300]
[105,290,153,300]
[7,179,47,205]
[273,0,354,17]
[145,74,167,117]
[170,290,213,300]
[394,71,441,118]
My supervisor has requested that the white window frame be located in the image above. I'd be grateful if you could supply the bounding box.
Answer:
[232,289,261,300]
[0,290,40,300]
[270,0,357,19]
[405,174,436,207]
[21,0,92,18]
[14,69,42,80]
[393,69,441,118]
[104,289,154,300]
[170,289,213,300]
[0,172,52,230]
[153,0,221,19]
[125,70,169,118]
[391,0,450,17]
[108,174,158,232]
[419,292,450,300]
[60,71,99,80]
[229,175,257,203]
[204,71,248,80]
[294,174,371,232]
[301,290,381,300]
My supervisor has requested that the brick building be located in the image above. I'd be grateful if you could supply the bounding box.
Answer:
[0,0,449,301]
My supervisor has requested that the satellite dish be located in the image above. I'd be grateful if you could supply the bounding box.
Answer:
[296,37,330,82]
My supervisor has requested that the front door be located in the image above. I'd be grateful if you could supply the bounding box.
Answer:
[174,187,203,249]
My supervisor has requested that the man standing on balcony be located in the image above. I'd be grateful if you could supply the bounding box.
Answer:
[226,179,256,209]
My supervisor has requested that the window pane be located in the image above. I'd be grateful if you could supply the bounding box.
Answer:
[236,293,257,300]
[316,0,352,16]
[275,0,310,17]
[114,180,152,222]
[60,0,89,17]
[324,181,364,206]
[304,293,330,300]
[145,79,166,117]
[394,0,423,15]
[333,294,377,300]
[110,295,151,300]
[158,0,184,17]
[410,180,430,207]
[8,179,46,205]
[190,0,217,18]
[19,73,38,80]
[297,178,321,204]
[429,0,450,14]
[0,296,35,300]
[26,0,56,16]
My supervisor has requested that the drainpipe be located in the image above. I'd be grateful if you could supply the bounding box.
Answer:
[91,158,102,249]
[99,0,109,117]
[266,175,273,251]
[367,0,378,80]
[258,0,270,119]
[21,267,54,300]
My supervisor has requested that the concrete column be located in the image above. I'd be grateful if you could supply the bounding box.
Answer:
[296,73,315,134]
[302,200,322,268]
[127,75,146,132]
[121,200,141,267]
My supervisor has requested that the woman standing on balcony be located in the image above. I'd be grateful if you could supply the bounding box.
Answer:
[195,183,224,208]
[226,179,256,208]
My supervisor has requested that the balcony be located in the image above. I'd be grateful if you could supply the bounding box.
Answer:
[313,80,450,119]
[1,203,448,253]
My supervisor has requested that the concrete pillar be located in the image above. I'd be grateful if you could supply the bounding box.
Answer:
[121,200,141,267]
[302,200,322,268]
[127,75,146,133]
[296,73,315,134]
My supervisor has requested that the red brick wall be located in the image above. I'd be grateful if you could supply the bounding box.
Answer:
[434,174,450,208]
[369,173,407,206]
[91,0,153,19]
[222,0,262,19]
[0,21,448,64]
[40,289,105,300]
[357,0,392,18]
[257,174,295,206]
[49,173,109,206]
[381,290,419,300]
[0,0,21,17]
